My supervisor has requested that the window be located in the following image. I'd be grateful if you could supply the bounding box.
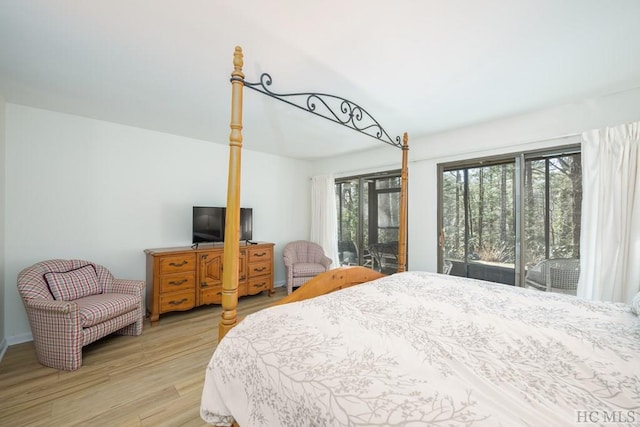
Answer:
[523,153,582,264]
[336,171,404,274]
[438,144,582,294]
[440,160,516,284]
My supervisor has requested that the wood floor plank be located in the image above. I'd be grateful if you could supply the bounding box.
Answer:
[0,287,286,426]
[2,368,111,417]
[139,388,205,426]
[0,401,53,427]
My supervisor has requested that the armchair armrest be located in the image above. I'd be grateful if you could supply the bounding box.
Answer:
[321,256,332,269]
[23,298,83,370]
[107,279,145,296]
[24,297,75,314]
[283,255,293,268]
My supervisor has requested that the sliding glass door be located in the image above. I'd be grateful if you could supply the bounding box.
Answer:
[522,152,582,293]
[441,161,516,284]
[336,178,362,266]
[438,145,582,293]
[523,153,582,264]
[336,171,403,274]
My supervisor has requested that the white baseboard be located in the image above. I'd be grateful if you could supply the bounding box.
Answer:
[0,337,7,364]
[6,332,33,346]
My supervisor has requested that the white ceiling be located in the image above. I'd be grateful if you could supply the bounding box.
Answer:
[1,0,640,159]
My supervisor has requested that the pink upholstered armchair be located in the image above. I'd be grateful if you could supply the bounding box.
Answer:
[283,240,333,294]
[17,259,145,371]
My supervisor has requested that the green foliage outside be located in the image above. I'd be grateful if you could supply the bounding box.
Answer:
[442,154,582,267]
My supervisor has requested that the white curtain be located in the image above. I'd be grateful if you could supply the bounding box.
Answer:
[310,174,339,268]
[578,121,640,304]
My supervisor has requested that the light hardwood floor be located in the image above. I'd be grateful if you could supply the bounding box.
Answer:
[0,287,286,427]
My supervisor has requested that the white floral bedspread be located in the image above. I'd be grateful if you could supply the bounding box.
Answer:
[200,271,640,426]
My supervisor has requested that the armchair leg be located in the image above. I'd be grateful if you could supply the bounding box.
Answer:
[118,318,143,336]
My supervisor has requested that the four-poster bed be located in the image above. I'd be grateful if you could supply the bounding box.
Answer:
[201,47,640,426]
[218,46,409,340]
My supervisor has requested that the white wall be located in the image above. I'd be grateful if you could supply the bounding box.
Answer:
[4,104,311,341]
[0,95,6,359]
[312,87,640,272]
[6,87,640,344]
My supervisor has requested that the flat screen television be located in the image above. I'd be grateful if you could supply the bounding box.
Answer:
[239,207,253,242]
[192,206,253,244]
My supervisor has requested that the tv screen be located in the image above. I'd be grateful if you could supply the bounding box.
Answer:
[192,206,253,244]
[240,208,253,241]
[192,206,225,243]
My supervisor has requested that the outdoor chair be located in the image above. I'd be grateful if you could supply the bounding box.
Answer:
[338,240,358,266]
[525,258,580,295]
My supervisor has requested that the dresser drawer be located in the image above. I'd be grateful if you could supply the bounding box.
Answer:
[159,272,195,293]
[248,260,271,278]
[199,287,223,305]
[159,254,196,274]
[248,247,272,263]
[247,276,270,294]
[159,292,195,313]
[202,282,249,301]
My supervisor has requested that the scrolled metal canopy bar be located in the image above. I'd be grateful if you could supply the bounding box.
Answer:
[236,72,402,149]
[220,46,408,341]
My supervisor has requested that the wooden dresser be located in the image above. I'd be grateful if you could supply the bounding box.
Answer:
[144,242,274,324]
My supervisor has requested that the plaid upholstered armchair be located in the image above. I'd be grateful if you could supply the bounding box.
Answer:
[17,259,145,371]
[283,241,333,294]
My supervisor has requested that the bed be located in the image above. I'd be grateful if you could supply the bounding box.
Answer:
[202,47,640,425]
[202,271,640,425]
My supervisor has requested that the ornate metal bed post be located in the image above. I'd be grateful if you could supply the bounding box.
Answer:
[219,46,244,340]
[397,133,409,273]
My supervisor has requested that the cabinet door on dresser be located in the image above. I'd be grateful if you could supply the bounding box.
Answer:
[198,250,223,305]
[198,249,247,304]
[156,253,196,316]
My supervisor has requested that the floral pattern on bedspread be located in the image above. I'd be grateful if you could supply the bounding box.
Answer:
[201,272,640,426]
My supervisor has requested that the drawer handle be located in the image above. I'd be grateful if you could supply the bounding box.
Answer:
[168,298,188,306]
[253,282,266,288]
[254,252,266,257]
[169,279,188,286]
[216,291,222,296]
[200,282,209,288]
[253,266,267,272]
[169,261,188,267]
